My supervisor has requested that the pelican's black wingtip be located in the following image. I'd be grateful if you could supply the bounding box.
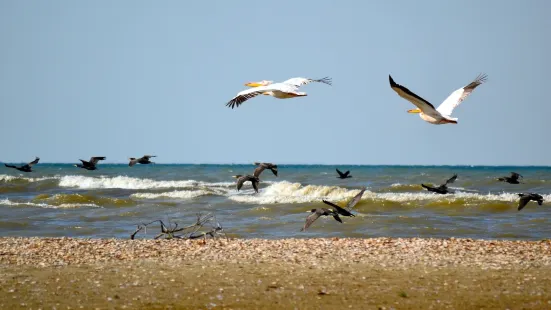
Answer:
[388,74,396,86]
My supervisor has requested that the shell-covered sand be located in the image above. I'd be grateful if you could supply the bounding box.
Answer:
[1,237,550,268]
[2,237,551,309]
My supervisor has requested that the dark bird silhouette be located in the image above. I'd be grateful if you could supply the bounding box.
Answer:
[4,157,40,173]
[497,172,523,184]
[300,208,342,231]
[233,175,260,193]
[129,155,156,167]
[336,168,352,179]
[421,174,457,195]
[517,193,544,211]
[321,200,355,217]
[74,156,106,171]
[321,187,367,217]
[253,162,278,178]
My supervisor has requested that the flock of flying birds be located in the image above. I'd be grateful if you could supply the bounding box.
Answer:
[2,74,546,231]
[3,155,156,172]
[223,74,546,230]
[420,172,544,211]
[233,163,545,231]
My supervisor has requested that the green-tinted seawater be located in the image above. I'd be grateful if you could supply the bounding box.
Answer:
[0,164,550,239]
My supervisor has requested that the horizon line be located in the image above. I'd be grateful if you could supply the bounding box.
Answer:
[1,162,551,168]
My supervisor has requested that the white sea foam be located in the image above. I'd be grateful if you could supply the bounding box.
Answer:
[131,189,223,199]
[58,175,234,190]
[0,198,99,209]
[228,181,551,205]
[229,181,364,204]
[0,174,59,183]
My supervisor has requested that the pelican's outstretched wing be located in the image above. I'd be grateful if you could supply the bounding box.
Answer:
[226,84,298,109]
[226,89,266,109]
[436,74,487,117]
[389,75,438,115]
[282,77,332,87]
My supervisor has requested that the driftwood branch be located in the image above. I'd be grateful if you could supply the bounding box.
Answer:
[130,212,226,240]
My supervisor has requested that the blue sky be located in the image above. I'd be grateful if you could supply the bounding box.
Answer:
[1,1,550,165]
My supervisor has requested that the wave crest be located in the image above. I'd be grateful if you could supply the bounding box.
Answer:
[229,181,364,204]
[228,181,551,205]
[131,189,223,199]
[0,198,99,209]
[32,193,135,207]
[58,175,234,190]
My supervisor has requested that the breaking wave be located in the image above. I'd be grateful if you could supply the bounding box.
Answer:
[58,175,234,190]
[131,189,224,199]
[0,174,59,183]
[32,193,135,207]
[228,181,551,205]
[229,181,365,204]
[0,198,99,209]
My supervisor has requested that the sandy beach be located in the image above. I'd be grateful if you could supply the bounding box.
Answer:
[1,237,551,309]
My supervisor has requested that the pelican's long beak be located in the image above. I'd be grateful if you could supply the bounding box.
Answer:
[245,82,264,87]
[407,109,422,114]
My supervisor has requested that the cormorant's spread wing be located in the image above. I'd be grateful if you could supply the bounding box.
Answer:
[301,212,322,231]
[336,168,345,177]
[253,166,266,178]
[332,213,343,223]
[89,157,106,165]
[322,200,349,215]
[444,174,458,186]
[251,179,259,193]
[518,195,531,211]
[346,187,366,210]
[236,176,248,191]
[28,157,40,166]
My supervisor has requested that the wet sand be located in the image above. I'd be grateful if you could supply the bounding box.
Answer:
[1,237,551,309]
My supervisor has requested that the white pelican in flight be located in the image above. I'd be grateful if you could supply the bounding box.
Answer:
[389,74,487,124]
[226,77,332,109]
